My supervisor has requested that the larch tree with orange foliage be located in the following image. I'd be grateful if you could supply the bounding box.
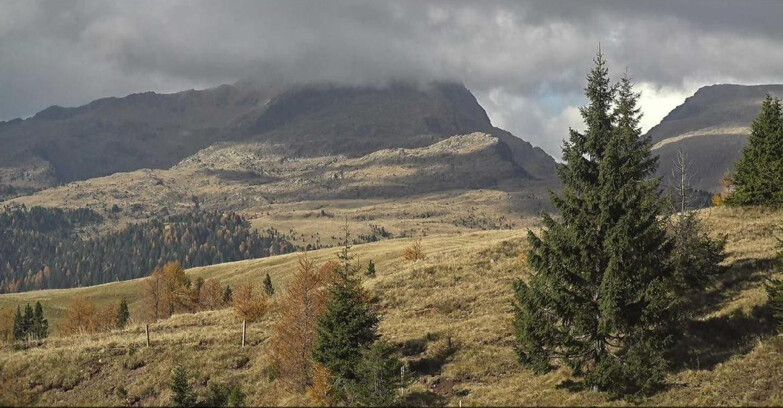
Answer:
[269,254,332,392]
[306,363,334,406]
[233,282,268,323]
[61,297,99,335]
[145,262,193,321]
[402,239,425,261]
[162,262,193,315]
[61,297,126,335]
[199,278,225,310]
[145,266,165,321]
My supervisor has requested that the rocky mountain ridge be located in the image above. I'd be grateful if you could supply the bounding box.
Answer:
[0,81,555,199]
[650,84,783,193]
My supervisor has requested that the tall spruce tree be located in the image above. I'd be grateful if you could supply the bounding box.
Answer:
[726,95,783,206]
[513,52,676,397]
[349,341,407,406]
[170,365,196,407]
[117,298,130,329]
[21,303,34,340]
[13,306,23,341]
[223,285,233,305]
[314,224,380,393]
[263,273,275,296]
[33,301,48,340]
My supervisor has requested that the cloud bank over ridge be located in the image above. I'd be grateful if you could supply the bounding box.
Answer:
[3,0,783,157]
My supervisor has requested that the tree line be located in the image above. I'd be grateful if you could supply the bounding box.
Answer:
[0,206,296,293]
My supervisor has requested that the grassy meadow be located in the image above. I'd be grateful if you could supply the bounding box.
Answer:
[0,206,782,406]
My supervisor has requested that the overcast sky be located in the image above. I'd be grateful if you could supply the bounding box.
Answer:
[2,0,783,158]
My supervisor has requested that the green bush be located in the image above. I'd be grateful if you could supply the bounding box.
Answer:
[169,366,196,407]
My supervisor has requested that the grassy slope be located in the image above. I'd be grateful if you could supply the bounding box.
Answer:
[1,206,782,406]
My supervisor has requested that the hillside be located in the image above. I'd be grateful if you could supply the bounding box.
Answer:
[0,208,295,292]
[649,84,783,193]
[5,133,555,248]
[1,206,782,406]
[0,81,555,200]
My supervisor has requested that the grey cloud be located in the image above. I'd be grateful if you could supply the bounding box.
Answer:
[2,0,783,159]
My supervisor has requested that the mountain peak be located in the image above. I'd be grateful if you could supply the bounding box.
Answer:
[0,80,555,199]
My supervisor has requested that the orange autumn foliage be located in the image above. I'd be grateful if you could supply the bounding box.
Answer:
[199,278,225,311]
[145,262,193,321]
[270,253,332,392]
[402,239,426,261]
[61,297,123,335]
[306,363,334,406]
[233,282,268,323]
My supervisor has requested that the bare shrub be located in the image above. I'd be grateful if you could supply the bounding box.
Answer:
[402,239,426,261]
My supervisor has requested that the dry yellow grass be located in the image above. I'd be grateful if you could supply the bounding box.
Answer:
[0,206,782,406]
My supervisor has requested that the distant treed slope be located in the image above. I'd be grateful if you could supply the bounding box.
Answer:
[0,207,295,293]
[650,84,783,193]
[0,81,556,199]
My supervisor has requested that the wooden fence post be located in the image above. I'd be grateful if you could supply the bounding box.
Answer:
[145,324,150,347]
[241,320,246,347]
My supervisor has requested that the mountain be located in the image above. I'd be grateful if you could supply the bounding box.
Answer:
[1,82,557,249]
[649,84,783,193]
[0,81,555,199]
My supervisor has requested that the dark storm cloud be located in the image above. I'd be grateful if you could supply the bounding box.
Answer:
[2,0,782,157]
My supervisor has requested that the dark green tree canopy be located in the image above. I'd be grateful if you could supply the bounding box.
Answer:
[117,298,130,329]
[13,302,48,341]
[514,52,677,397]
[263,273,274,296]
[349,341,407,406]
[313,263,380,381]
[0,207,296,293]
[727,95,783,206]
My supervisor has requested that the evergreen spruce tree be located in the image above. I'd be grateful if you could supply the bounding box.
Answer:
[314,224,380,393]
[13,305,23,341]
[726,95,783,206]
[117,298,130,329]
[263,273,275,296]
[350,341,407,406]
[513,52,676,397]
[226,384,246,407]
[206,382,229,407]
[666,143,727,317]
[669,211,727,314]
[21,303,34,340]
[223,285,233,305]
[366,260,376,278]
[766,276,783,332]
[32,301,48,340]
[170,365,196,407]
